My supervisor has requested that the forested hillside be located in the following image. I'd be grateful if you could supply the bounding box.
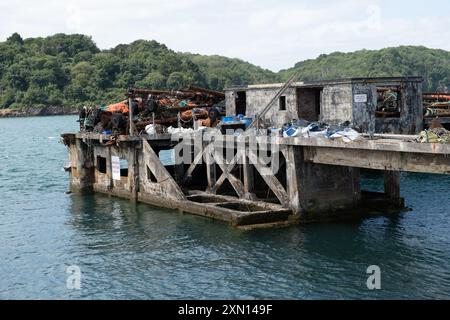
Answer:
[1,33,449,109]
[280,46,450,92]
[185,53,279,90]
[0,33,278,109]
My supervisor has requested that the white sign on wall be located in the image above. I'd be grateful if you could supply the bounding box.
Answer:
[354,94,368,103]
[111,156,121,181]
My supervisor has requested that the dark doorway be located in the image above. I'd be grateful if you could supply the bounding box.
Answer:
[296,88,323,121]
[96,156,107,174]
[279,96,286,111]
[235,91,247,116]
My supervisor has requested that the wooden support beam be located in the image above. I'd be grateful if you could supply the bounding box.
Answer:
[107,146,113,190]
[130,145,139,202]
[205,144,216,192]
[183,142,213,183]
[212,149,245,197]
[173,141,185,184]
[248,149,289,207]
[243,148,256,200]
[142,139,185,200]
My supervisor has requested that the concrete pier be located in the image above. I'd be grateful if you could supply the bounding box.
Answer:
[62,131,450,229]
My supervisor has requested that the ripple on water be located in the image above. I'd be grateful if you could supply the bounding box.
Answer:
[1,116,450,299]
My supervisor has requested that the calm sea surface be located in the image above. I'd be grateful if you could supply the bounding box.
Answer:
[0,115,449,299]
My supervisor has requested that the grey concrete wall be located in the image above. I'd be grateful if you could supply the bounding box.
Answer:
[226,87,298,127]
[399,81,423,134]
[225,91,236,116]
[300,164,360,212]
[69,139,94,194]
[320,84,354,124]
[224,78,423,133]
[352,83,376,133]
[354,81,423,134]
[245,88,296,127]
[92,145,134,193]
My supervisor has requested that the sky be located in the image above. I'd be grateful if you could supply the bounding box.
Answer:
[0,0,449,71]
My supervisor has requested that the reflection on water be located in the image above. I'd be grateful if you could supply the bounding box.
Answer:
[0,116,450,299]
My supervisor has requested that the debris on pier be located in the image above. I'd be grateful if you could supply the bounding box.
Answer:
[63,77,450,229]
[76,80,450,145]
[281,120,361,142]
[78,86,226,135]
[416,127,450,144]
[424,93,450,118]
[376,87,401,118]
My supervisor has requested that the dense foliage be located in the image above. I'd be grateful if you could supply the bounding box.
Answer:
[280,46,450,92]
[0,33,449,109]
[185,53,279,90]
[0,33,278,109]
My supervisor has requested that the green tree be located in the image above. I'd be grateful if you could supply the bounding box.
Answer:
[7,32,23,45]
[166,72,186,89]
[0,34,449,110]
[135,71,166,89]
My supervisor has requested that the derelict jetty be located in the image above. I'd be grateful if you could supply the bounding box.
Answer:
[62,76,450,229]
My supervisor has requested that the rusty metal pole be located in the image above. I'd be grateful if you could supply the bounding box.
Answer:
[129,98,134,136]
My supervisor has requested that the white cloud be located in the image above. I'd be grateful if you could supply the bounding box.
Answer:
[0,0,449,71]
[66,4,82,31]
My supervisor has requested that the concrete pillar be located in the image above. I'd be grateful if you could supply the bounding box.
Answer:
[70,138,94,194]
[285,146,361,216]
[384,170,401,206]
[284,145,304,214]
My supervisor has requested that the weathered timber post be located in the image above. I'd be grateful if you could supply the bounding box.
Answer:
[206,152,216,193]
[205,136,217,193]
[129,98,134,136]
[384,170,402,207]
[106,145,113,190]
[130,142,139,202]
[242,141,256,200]
[174,139,186,184]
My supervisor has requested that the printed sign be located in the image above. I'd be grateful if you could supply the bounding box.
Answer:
[354,94,368,103]
[111,156,121,181]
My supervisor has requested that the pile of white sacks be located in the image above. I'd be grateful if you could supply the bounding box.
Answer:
[281,121,361,143]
